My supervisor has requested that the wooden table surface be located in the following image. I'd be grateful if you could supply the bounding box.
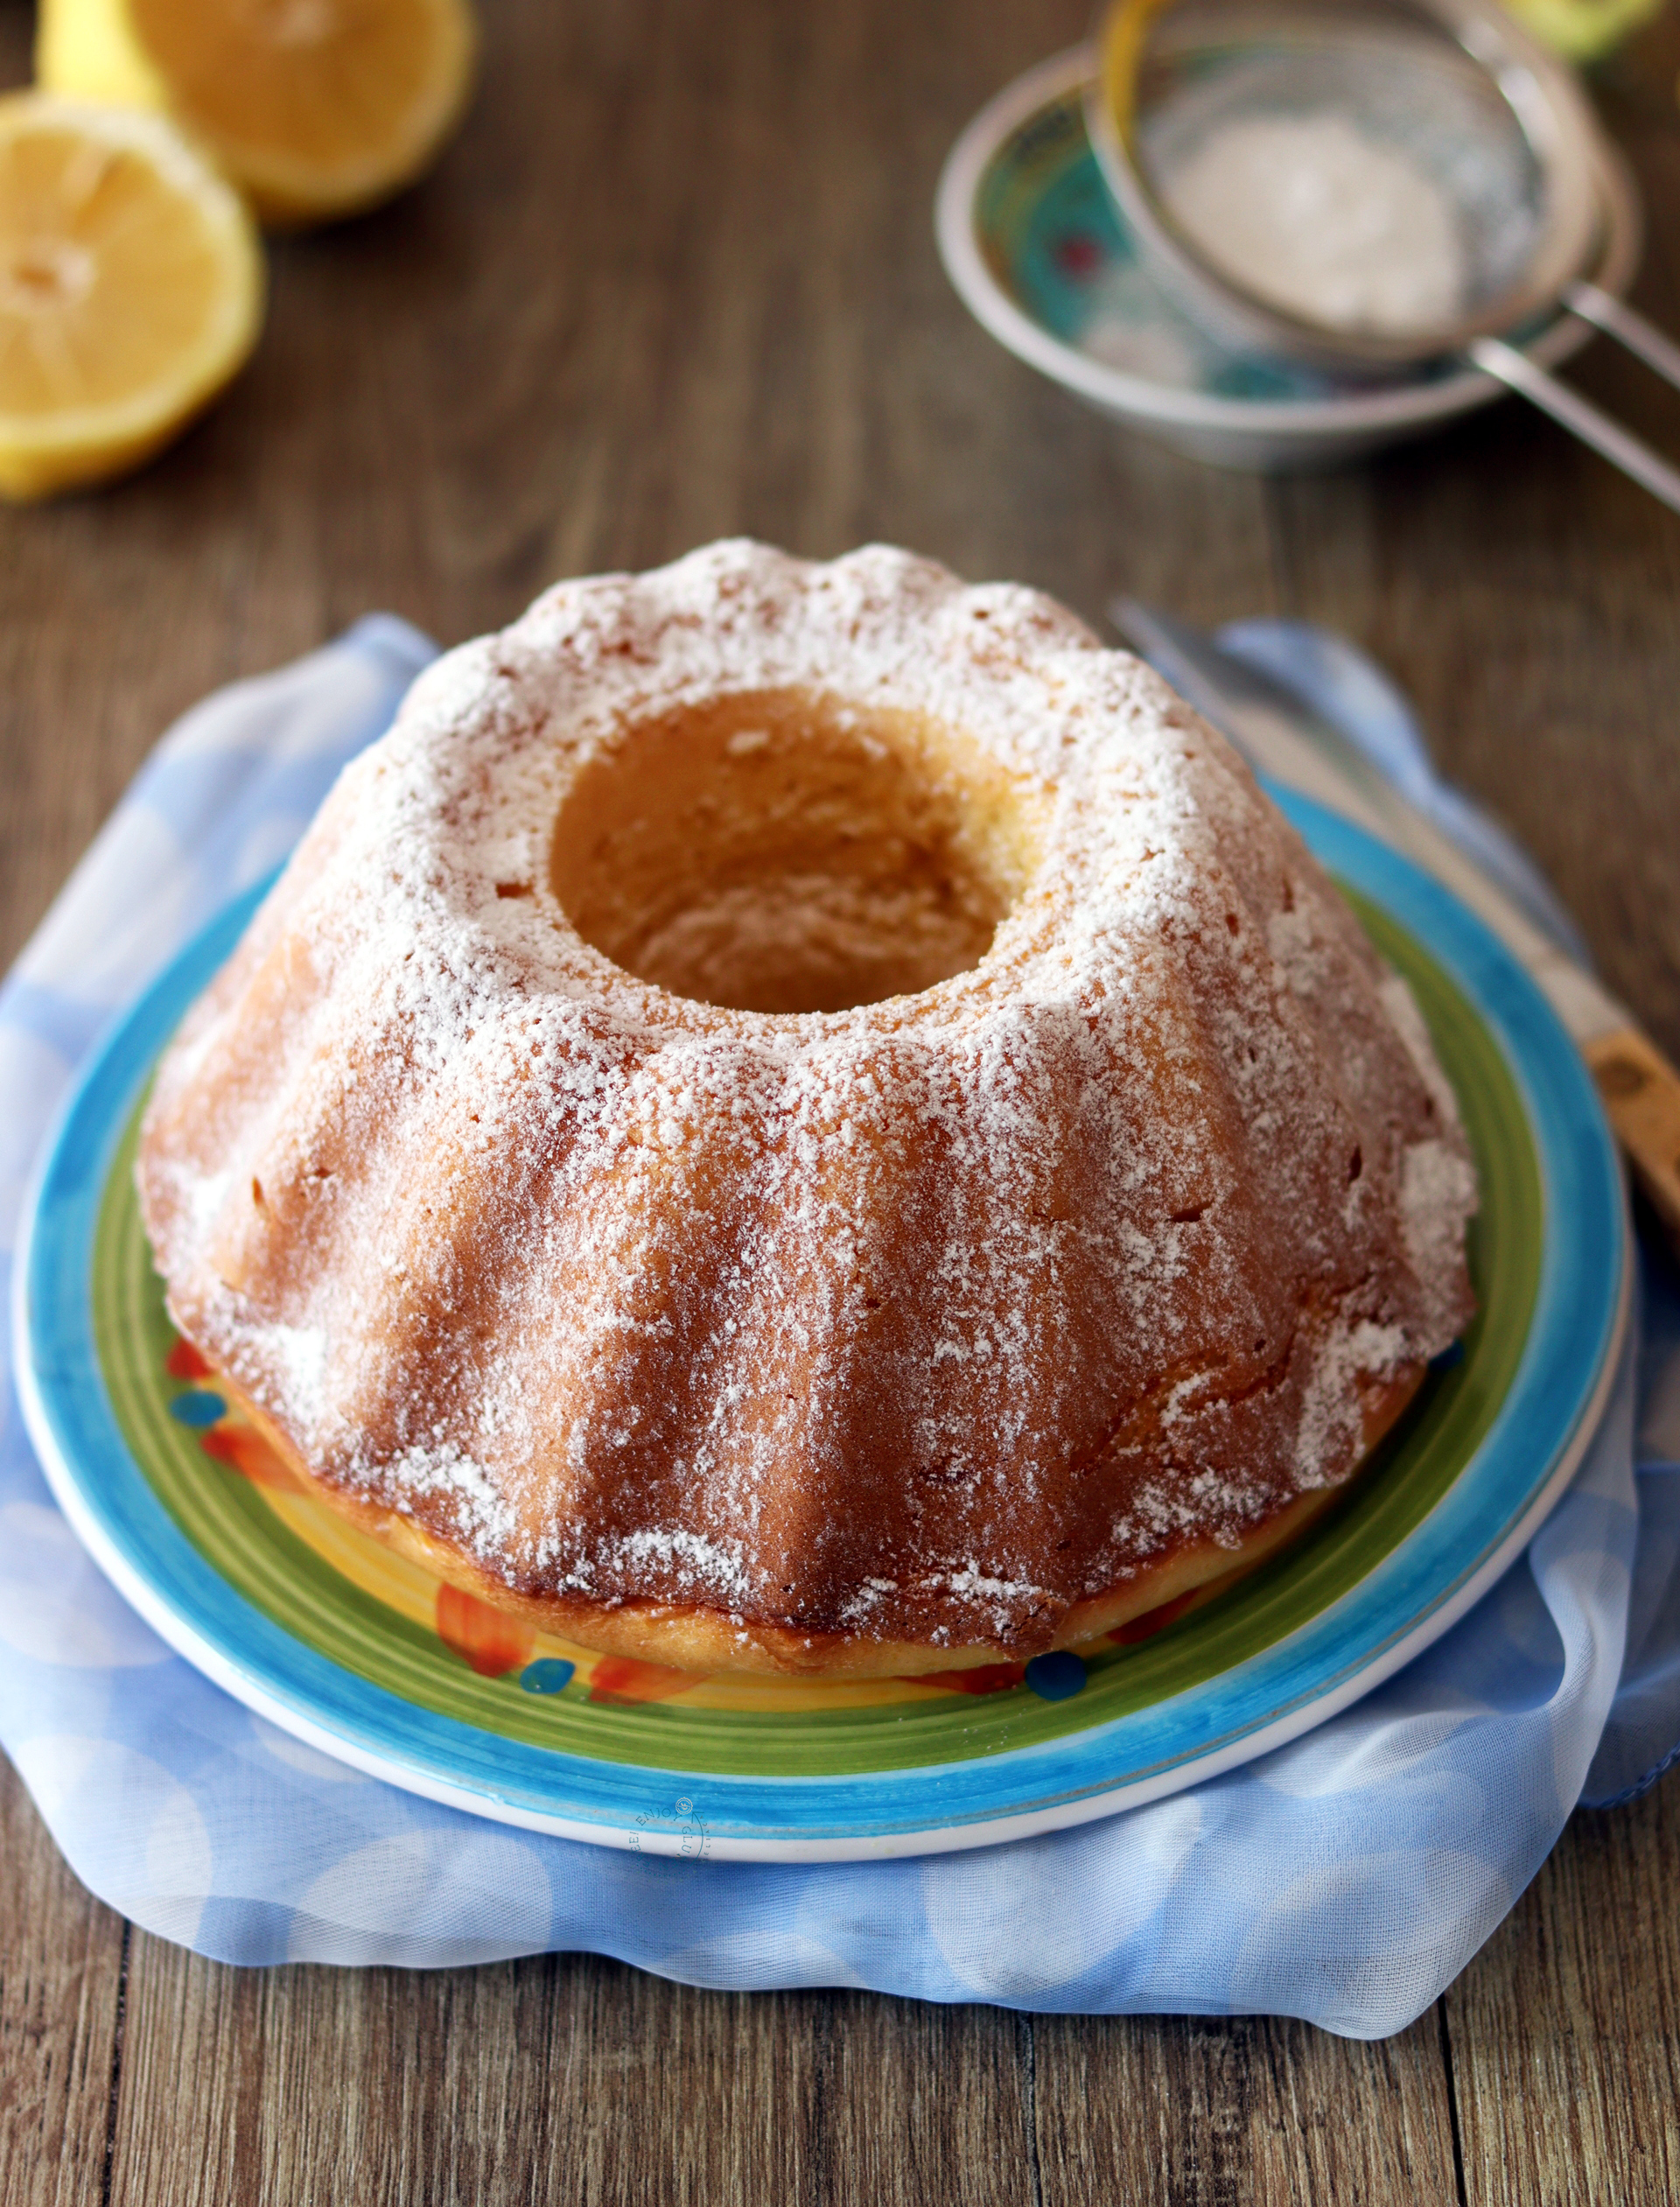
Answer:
[4,1,1680,2198]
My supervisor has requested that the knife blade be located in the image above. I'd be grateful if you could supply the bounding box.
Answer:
[1110,598,1680,1248]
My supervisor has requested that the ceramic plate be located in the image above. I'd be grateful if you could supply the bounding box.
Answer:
[14,790,1628,1860]
[934,48,1641,472]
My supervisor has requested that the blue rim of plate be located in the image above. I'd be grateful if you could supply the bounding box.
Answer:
[13,788,1628,1860]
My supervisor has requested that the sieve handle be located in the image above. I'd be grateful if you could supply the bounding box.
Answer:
[1468,336,1680,517]
[1564,283,1680,396]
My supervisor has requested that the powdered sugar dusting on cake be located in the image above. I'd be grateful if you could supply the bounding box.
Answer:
[1400,1139,1480,1339]
[136,541,1477,1658]
[1379,970,1462,1128]
[1293,1318,1409,1488]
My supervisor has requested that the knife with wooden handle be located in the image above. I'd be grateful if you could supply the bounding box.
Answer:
[1111,599,1680,1251]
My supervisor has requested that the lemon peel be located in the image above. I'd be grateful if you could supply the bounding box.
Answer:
[39,0,479,228]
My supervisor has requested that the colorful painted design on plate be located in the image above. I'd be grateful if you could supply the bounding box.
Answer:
[150,1356,1074,1712]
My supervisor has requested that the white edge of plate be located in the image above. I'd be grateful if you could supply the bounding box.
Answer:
[10,1066,1634,1865]
[934,45,1642,442]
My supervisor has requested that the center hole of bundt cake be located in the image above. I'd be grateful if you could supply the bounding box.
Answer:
[550,689,1038,1014]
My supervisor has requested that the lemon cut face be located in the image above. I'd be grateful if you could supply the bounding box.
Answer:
[125,0,479,227]
[0,95,262,501]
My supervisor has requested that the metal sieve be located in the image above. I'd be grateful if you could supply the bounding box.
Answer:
[1087,0,1680,509]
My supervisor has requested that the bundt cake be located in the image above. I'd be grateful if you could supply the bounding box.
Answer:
[136,541,1477,1678]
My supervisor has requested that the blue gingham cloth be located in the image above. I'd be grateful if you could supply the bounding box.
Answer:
[3,614,1676,2038]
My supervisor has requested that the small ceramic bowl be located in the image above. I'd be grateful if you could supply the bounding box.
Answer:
[934,46,1641,473]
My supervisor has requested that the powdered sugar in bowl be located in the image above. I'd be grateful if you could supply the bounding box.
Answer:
[1082,0,1680,509]
[934,48,1638,473]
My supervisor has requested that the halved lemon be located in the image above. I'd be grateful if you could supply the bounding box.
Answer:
[38,0,479,228]
[0,95,263,501]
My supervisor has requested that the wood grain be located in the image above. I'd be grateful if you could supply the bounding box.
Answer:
[0,1762,126,2207]
[105,1938,1040,2207]
[1032,2010,1461,2205]
[3,0,1680,2200]
[1446,1787,1680,2205]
